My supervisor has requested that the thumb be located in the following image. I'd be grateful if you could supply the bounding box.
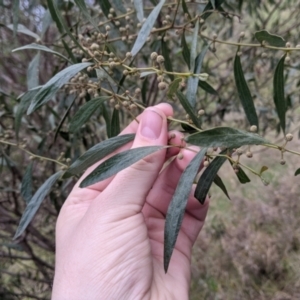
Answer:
[96,107,169,210]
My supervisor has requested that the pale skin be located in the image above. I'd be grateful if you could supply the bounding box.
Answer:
[52,103,209,300]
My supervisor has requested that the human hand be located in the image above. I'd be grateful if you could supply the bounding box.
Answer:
[52,103,209,300]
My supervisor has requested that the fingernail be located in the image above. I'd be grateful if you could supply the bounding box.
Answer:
[140,109,163,139]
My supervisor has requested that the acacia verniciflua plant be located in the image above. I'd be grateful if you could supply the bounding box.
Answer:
[1,0,300,276]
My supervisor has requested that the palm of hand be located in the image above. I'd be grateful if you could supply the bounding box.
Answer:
[52,104,208,300]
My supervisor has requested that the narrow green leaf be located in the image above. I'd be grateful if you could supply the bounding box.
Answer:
[202,0,225,20]
[53,95,76,143]
[294,168,300,176]
[13,43,70,62]
[66,134,135,176]
[74,0,98,28]
[189,19,199,77]
[21,163,33,204]
[273,54,286,133]
[133,0,144,22]
[234,53,259,129]
[80,146,164,187]
[27,53,40,90]
[195,150,228,204]
[176,91,201,128]
[47,0,86,52]
[111,108,120,137]
[131,0,166,56]
[213,174,230,200]
[164,148,207,272]
[161,39,174,80]
[7,24,40,40]
[167,78,181,99]
[46,0,64,33]
[41,10,52,37]
[27,62,93,114]
[62,39,77,63]
[198,80,218,95]
[181,0,192,20]
[254,30,286,47]
[14,171,63,240]
[209,0,216,9]
[186,42,209,108]
[186,127,268,148]
[102,103,111,138]
[181,31,190,67]
[111,0,126,13]
[69,97,108,133]
[15,86,42,140]
[96,0,112,18]
[229,160,251,184]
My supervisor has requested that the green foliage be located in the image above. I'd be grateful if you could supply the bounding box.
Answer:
[1,0,300,296]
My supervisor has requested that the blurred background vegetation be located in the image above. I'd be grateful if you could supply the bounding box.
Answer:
[1,0,300,299]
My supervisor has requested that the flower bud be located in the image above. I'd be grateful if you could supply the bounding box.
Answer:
[286,133,293,141]
[158,82,167,90]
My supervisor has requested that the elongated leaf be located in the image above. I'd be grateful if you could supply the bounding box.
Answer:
[182,0,192,20]
[213,174,230,200]
[62,39,77,63]
[15,86,42,139]
[198,80,218,95]
[195,150,228,204]
[234,53,259,129]
[53,95,76,143]
[27,62,93,114]
[7,24,40,40]
[41,10,52,37]
[102,103,111,138]
[228,160,250,184]
[209,0,216,9]
[47,0,86,52]
[186,42,209,108]
[202,0,225,20]
[273,54,286,133]
[13,43,70,62]
[66,134,135,176]
[21,163,33,204]
[69,97,108,132]
[131,0,166,56]
[111,108,120,137]
[161,39,174,80]
[80,146,164,187]
[111,0,126,13]
[254,30,285,47]
[181,31,190,67]
[96,0,112,18]
[186,127,268,148]
[294,168,300,176]
[14,171,63,240]
[133,0,144,22]
[74,0,98,28]
[164,148,207,272]
[189,19,199,74]
[176,91,201,128]
[46,0,63,33]
[167,78,181,99]
[27,53,40,89]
